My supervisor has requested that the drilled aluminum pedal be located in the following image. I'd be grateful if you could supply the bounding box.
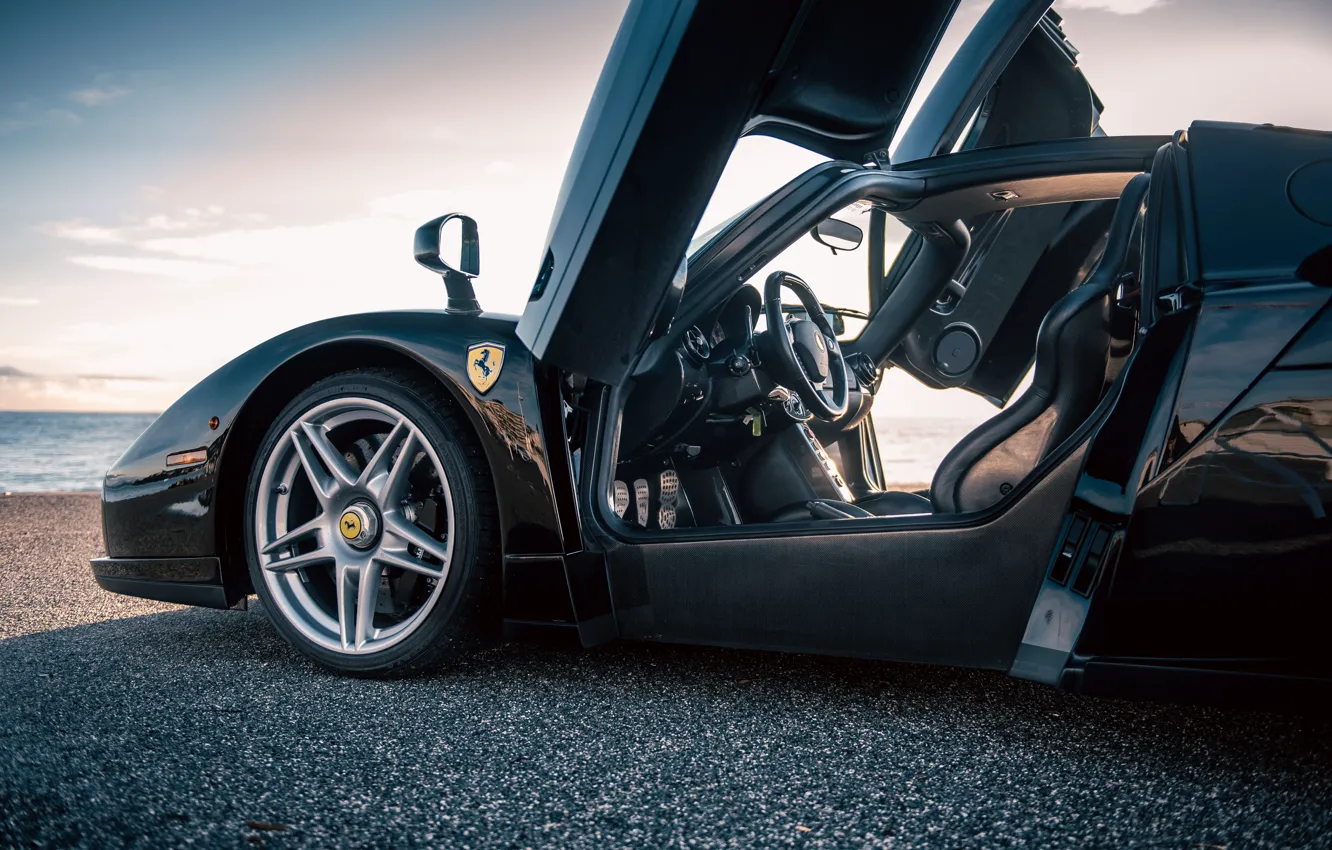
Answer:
[613,480,630,519]
[633,479,650,527]
[658,469,679,530]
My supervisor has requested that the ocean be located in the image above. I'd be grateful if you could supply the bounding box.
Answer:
[0,412,159,493]
[0,411,979,493]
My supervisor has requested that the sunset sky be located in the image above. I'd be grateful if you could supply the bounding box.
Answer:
[2,0,1330,419]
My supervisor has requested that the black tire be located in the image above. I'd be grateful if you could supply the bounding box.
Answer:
[244,367,499,676]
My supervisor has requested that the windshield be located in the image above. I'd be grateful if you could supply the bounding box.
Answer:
[686,203,755,259]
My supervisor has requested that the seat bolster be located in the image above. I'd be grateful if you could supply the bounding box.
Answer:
[854,491,935,516]
[930,388,1051,513]
[769,499,876,522]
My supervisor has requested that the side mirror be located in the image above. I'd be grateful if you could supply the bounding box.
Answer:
[810,217,863,254]
[414,213,482,314]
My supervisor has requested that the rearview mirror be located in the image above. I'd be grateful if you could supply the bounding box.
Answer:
[783,303,847,335]
[810,217,863,254]
[414,213,482,314]
[828,309,846,336]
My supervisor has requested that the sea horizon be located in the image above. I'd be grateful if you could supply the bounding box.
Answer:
[0,411,160,493]
[0,409,983,493]
[0,408,164,415]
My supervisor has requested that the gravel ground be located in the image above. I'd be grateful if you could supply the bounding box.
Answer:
[1,493,1330,848]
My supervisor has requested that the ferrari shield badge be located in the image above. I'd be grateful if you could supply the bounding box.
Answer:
[467,342,505,394]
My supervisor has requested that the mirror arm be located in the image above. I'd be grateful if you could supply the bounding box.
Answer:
[441,271,483,316]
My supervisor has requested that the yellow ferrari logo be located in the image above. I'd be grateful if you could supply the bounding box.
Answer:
[467,342,505,394]
[339,511,362,540]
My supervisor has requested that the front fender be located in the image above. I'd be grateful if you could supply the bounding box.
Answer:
[101,310,577,584]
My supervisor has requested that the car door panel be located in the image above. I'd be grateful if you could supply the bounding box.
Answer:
[517,0,803,387]
[607,441,1086,667]
[893,0,1056,163]
[887,8,1109,401]
[519,0,962,386]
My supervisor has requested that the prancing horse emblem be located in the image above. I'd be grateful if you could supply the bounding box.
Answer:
[466,342,505,394]
[339,511,362,540]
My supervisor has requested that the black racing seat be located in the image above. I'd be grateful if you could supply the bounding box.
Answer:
[851,171,1152,517]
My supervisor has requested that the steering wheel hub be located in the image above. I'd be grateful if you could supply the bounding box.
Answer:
[790,320,831,382]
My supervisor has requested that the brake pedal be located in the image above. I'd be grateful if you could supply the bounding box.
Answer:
[658,469,679,530]
[633,479,650,527]
[613,480,629,519]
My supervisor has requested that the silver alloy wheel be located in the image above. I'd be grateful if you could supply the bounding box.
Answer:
[253,396,456,655]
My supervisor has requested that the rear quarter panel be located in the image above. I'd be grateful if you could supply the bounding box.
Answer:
[1082,289,1331,663]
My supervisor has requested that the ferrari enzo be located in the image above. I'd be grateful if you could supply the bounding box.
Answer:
[92,0,1332,700]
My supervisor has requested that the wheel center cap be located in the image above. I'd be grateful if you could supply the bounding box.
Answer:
[339,502,379,549]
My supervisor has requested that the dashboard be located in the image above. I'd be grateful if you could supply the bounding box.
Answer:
[703,284,762,360]
[619,283,875,462]
[618,286,761,458]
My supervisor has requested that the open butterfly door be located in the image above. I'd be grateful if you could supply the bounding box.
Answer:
[516,0,965,386]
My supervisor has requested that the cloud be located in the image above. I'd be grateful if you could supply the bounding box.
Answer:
[0,297,41,307]
[0,107,81,136]
[42,220,126,244]
[143,214,196,231]
[0,368,179,412]
[0,364,155,382]
[1057,0,1165,13]
[42,207,245,245]
[45,108,82,126]
[69,85,131,107]
[75,372,160,382]
[68,255,238,281]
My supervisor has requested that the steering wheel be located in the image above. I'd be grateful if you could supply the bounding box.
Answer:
[762,271,848,420]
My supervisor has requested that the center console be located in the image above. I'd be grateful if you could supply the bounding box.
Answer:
[737,419,854,520]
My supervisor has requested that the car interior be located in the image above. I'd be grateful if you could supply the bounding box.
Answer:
[557,8,1171,537]
[588,143,1158,533]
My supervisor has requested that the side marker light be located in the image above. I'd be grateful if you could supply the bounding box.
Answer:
[166,449,208,467]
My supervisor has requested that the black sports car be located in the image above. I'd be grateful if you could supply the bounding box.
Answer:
[93,0,1332,700]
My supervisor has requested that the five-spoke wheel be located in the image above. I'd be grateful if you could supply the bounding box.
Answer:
[245,369,497,675]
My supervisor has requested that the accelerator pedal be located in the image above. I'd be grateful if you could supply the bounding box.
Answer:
[658,469,679,529]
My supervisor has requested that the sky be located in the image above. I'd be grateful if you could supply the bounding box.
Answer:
[1,0,1330,418]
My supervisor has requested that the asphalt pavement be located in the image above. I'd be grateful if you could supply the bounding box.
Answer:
[2,493,1330,848]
